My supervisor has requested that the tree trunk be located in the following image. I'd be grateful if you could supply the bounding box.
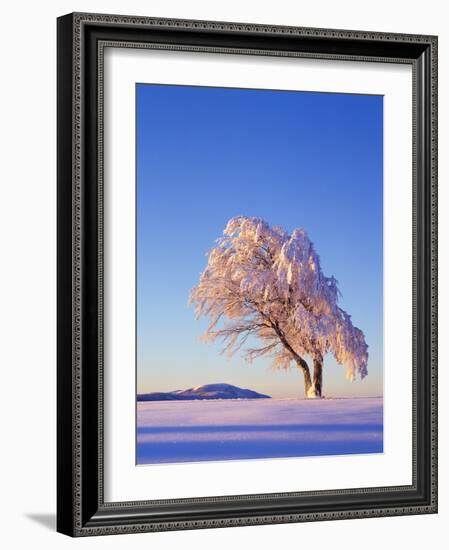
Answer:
[294,357,313,397]
[268,322,316,398]
[302,366,313,397]
[312,359,323,398]
[296,357,323,399]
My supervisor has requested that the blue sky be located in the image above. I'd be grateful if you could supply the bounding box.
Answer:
[136,84,383,398]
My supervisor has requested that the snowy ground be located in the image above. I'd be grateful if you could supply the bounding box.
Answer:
[137,397,383,465]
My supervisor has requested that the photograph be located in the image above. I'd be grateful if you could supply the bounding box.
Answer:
[135,83,384,465]
[53,8,437,539]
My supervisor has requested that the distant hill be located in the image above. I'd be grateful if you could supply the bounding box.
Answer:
[137,383,271,402]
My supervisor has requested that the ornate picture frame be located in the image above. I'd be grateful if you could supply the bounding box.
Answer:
[57,12,437,536]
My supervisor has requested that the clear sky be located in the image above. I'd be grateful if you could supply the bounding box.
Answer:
[136,83,383,398]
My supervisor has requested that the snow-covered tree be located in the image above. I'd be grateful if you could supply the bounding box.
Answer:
[189,216,368,398]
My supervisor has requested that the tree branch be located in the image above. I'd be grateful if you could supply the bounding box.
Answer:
[269,321,310,373]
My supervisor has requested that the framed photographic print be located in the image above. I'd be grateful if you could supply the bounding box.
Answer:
[57,12,438,536]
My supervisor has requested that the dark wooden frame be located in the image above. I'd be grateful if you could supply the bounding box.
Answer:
[57,12,438,537]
